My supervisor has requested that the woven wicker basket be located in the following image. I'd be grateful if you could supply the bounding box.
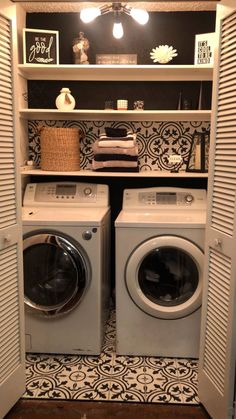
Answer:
[40,127,80,171]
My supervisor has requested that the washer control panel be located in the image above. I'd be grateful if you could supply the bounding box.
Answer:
[123,187,206,210]
[23,182,109,207]
[139,191,194,205]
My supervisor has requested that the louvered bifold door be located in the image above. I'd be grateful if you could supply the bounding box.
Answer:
[0,12,25,418]
[198,9,236,419]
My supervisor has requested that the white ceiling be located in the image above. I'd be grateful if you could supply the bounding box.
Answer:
[13,1,218,13]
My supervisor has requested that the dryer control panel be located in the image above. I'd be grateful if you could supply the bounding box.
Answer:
[23,182,109,207]
[123,187,207,210]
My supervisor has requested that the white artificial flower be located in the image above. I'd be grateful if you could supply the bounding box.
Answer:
[150,45,178,64]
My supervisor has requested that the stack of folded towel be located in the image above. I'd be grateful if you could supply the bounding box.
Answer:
[92,127,139,172]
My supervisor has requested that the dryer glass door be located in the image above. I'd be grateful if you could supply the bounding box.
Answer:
[139,247,198,306]
[23,232,89,316]
[126,235,204,319]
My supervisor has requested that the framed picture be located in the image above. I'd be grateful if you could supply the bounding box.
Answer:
[194,32,215,65]
[23,28,59,64]
[186,131,210,173]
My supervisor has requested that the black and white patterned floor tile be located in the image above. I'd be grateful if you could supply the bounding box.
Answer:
[24,310,199,404]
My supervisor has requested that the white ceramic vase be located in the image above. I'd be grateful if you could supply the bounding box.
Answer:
[55,87,76,110]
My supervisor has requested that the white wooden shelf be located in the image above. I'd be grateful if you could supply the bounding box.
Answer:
[19,109,211,122]
[20,167,208,178]
[18,64,213,81]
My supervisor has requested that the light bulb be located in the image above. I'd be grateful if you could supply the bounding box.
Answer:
[113,22,124,39]
[80,7,101,23]
[130,8,149,25]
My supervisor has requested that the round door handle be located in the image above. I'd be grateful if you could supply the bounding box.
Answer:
[4,234,11,244]
[214,238,222,248]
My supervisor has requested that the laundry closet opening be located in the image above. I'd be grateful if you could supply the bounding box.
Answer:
[21,5,215,406]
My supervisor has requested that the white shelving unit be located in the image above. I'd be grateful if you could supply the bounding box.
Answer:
[20,167,209,178]
[20,109,211,122]
[18,64,213,81]
[19,64,213,178]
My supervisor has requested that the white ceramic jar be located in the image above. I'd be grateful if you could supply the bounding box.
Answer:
[55,87,76,111]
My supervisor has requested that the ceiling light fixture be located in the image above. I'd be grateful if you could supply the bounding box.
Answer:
[80,2,149,39]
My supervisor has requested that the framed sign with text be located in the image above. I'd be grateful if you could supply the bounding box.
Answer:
[23,28,59,64]
[96,54,137,65]
[194,32,215,65]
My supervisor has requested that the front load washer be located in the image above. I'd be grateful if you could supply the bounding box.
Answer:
[22,181,110,355]
[115,187,206,358]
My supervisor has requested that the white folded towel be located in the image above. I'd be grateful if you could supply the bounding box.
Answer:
[97,140,136,148]
[92,141,138,155]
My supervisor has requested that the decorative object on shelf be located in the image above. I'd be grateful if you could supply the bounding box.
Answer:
[150,45,178,64]
[39,127,81,171]
[176,92,191,110]
[182,98,192,110]
[72,32,89,64]
[23,28,59,65]
[96,54,137,65]
[168,154,183,173]
[105,101,114,110]
[194,32,215,65]
[80,2,149,39]
[55,87,76,111]
[21,160,38,171]
[186,130,210,173]
[197,81,206,110]
[177,92,182,110]
[117,99,128,110]
[134,100,144,110]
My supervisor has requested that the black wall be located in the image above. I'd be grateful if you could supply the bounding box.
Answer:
[26,11,215,110]
[26,11,216,65]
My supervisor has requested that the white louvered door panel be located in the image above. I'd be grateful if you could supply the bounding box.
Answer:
[0,8,25,419]
[198,7,236,419]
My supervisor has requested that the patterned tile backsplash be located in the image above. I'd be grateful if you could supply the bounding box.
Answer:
[28,120,210,172]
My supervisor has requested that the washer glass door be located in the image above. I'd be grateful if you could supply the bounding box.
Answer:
[126,236,204,319]
[23,232,89,316]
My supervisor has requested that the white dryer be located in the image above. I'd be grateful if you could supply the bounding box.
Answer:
[22,181,110,355]
[115,187,206,358]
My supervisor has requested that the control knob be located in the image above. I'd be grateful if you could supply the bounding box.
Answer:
[83,187,92,196]
[185,194,194,204]
[82,230,92,241]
